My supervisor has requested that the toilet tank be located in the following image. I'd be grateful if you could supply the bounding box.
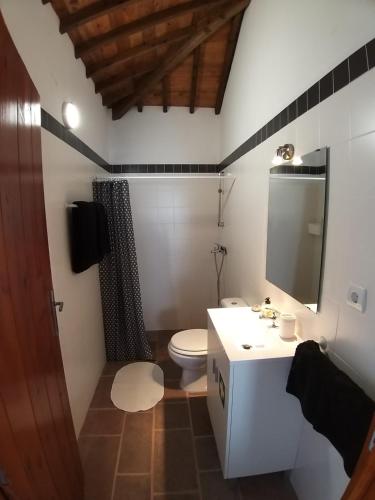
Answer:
[220,297,247,308]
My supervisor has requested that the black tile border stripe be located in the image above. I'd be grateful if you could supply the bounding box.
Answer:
[219,36,375,170]
[41,37,375,176]
[41,109,217,175]
[41,109,111,171]
[110,164,218,174]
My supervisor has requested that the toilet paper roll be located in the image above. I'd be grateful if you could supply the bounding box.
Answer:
[279,313,296,339]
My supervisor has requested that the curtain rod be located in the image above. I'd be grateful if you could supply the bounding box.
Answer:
[93,175,234,181]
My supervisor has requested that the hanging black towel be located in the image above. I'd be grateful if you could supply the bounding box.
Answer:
[70,201,110,273]
[286,340,374,477]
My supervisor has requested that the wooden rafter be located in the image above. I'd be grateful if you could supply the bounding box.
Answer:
[86,26,192,80]
[112,0,250,120]
[189,47,201,113]
[162,77,169,113]
[60,0,140,34]
[75,0,231,59]
[103,85,134,107]
[214,12,244,115]
[95,62,157,94]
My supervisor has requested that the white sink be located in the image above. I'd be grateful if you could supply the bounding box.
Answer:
[207,307,300,362]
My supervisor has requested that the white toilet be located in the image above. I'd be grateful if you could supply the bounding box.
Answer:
[168,297,247,392]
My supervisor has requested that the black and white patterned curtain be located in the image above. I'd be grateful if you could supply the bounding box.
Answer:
[93,180,152,361]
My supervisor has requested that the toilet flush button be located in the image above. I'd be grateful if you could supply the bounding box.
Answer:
[347,283,367,312]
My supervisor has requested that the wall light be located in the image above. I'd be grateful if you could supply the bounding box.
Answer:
[62,101,80,129]
[272,144,295,165]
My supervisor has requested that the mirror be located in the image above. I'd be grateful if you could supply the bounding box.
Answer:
[266,147,328,313]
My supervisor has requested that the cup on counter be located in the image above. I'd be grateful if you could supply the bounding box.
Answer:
[279,313,296,339]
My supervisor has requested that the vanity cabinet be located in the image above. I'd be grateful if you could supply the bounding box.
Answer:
[207,309,303,479]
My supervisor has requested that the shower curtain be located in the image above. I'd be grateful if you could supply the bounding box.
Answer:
[93,180,152,361]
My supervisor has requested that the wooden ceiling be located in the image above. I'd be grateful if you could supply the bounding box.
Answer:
[42,0,250,119]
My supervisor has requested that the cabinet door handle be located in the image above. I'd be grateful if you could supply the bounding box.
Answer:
[212,358,218,383]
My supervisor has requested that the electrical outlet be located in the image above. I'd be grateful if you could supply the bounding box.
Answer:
[346,284,367,313]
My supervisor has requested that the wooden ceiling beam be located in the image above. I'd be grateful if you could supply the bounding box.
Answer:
[214,12,244,115]
[96,62,157,94]
[60,0,141,34]
[75,0,231,59]
[41,1,51,4]
[103,85,134,107]
[189,47,201,113]
[86,26,192,80]
[111,0,250,120]
[162,77,169,113]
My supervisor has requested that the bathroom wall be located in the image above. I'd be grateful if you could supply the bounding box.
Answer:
[0,0,109,435]
[109,107,221,164]
[129,178,219,331]
[110,106,222,333]
[219,1,375,499]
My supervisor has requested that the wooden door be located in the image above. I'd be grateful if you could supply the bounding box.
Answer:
[342,415,375,500]
[0,11,83,500]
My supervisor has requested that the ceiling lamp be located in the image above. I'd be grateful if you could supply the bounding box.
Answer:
[62,102,80,129]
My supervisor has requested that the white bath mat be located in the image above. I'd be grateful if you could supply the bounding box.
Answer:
[111,362,164,412]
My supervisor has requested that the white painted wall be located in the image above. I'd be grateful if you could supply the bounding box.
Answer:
[129,178,219,331]
[219,1,375,498]
[221,0,375,159]
[109,107,221,164]
[109,107,222,333]
[0,0,109,435]
[42,132,105,435]
[0,0,110,159]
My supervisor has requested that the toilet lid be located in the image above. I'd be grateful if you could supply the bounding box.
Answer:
[170,329,208,353]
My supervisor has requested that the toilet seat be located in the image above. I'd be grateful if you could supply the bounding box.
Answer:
[170,329,208,356]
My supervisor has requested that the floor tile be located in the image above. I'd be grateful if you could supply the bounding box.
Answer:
[156,343,170,362]
[158,358,182,379]
[154,429,198,493]
[163,379,187,402]
[79,436,119,500]
[118,412,153,473]
[239,472,298,500]
[113,474,151,500]
[189,397,213,436]
[195,436,220,471]
[80,409,124,435]
[90,377,115,409]
[102,362,129,376]
[155,401,190,429]
[200,471,240,500]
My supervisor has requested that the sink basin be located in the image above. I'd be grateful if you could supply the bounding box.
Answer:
[207,307,301,362]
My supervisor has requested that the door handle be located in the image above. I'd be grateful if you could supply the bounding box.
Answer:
[49,290,63,336]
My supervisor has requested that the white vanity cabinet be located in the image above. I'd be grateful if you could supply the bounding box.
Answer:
[206,308,303,479]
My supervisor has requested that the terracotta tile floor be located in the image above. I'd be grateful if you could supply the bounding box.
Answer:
[79,331,298,500]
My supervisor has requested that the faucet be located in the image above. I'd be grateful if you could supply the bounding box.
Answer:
[259,297,280,321]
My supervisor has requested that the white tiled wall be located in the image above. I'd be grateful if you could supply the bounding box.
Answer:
[220,67,375,500]
[128,178,220,331]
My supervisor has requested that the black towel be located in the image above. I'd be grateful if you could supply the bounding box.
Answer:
[70,201,110,273]
[286,340,374,477]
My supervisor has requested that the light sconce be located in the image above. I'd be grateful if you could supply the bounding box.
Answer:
[272,144,295,165]
[62,101,80,129]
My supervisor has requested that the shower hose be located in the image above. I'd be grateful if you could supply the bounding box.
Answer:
[214,251,225,307]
